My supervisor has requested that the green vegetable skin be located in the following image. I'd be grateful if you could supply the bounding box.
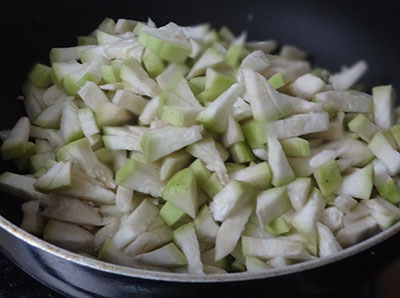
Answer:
[1,16,400,275]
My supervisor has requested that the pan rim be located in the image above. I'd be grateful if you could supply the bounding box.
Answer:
[1,213,400,283]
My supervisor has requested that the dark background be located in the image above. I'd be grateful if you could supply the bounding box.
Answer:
[0,0,400,297]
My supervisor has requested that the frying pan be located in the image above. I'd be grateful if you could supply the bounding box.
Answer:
[1,0,400,297]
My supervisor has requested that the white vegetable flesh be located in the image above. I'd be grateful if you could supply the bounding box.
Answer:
[0,17,399,276]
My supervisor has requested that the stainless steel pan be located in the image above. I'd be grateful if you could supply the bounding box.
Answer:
[1,0,400,297]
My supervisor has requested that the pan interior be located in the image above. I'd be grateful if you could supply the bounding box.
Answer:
[0,0,400,285]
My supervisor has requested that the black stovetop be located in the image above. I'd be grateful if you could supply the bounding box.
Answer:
[0,251,399,298]
[0,252,63,298]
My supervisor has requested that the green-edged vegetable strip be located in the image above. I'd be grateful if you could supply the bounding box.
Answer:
[1,17,399,275]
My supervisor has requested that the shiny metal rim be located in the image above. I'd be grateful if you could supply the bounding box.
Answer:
[1,214,399,283]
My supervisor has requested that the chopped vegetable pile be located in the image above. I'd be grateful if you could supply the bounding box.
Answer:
[1,17,400,275]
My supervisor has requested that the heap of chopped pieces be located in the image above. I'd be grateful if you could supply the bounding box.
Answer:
[1,17,399,275]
